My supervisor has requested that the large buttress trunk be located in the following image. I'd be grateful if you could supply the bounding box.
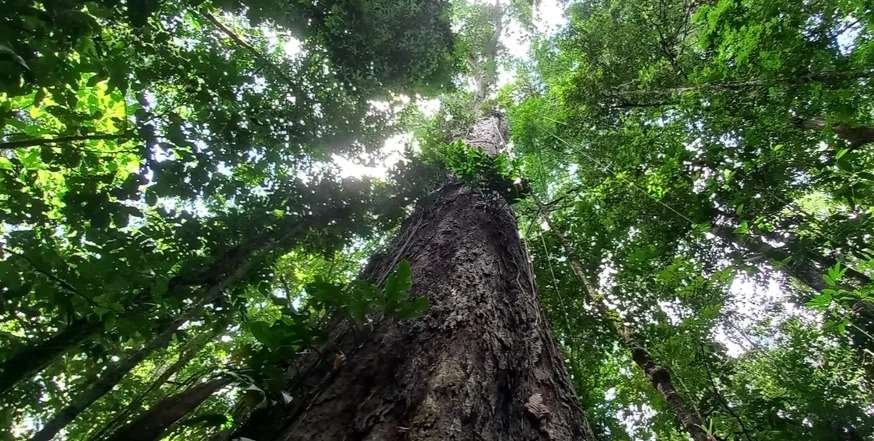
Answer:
[259,183,593,440]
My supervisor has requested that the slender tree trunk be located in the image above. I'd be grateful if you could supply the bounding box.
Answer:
[0,229,279,398]
[797,117,874,149]
[0,318,100,397]
[710,225,874,373]
[609,69,874,99]
[88,323,224,441]
[27,253,252,441]
[29,314,190,441]
[542,214,717,441]
[104,376,232,441]
[208,390,262,441]
[238,182,594,441]
[709,225,871,291]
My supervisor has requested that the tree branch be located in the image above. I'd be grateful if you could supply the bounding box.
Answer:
[198,10,298,86]
[0,132,134,150]
[608,68,874,100]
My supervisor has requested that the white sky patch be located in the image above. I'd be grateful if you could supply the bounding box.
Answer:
[331,133,413,178]
[261,24,306,60]
[283,37,303,58]
[535,0,567,35]
[835,17,862,56]
[598,262,617,293]
[713,273,822,357]
[497,65,518,88]
[657,299,689,326]
[495,0,567,89]
[713,326,748,358]
[417,97,441,117]
[503,19,531,60]
[617,403,657,441]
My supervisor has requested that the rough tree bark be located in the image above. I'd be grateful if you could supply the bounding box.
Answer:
[105,376,232,441]
[239,182,594,441]
[542,214,717,441]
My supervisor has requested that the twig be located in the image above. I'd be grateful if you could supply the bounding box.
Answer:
[0,132,134,150]
[1,246,102,310]
[197,10,298,86]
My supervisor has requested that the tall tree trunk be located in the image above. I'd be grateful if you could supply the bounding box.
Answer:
[29,314,190,441]
[473,0,502,107]
[88,322,225,441]
[244,5,590,438]
[543,215,717,441]
[238,182,594,441]
[0,229,278,398]
[27,256,249,441]
[0,318,100,397]
[104,377,232,441]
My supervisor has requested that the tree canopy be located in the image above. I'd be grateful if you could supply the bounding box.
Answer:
[1,0,872,440]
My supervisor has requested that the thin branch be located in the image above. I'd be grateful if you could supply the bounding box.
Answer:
[0,132,134,150]
[198,10,297,86]
[1,246,102,310]
[608,68,874,100]
[699,344,755,441]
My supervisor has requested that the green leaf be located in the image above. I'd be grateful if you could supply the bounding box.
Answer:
[806,292,832,310]
[824,263,845,288]
[17,148,41,169]
[383,260,412,304]
[248,321,277,346]
[396,296,429,320]
[346,295,369,322]
[306,279,343,308]
[145,189,158,206]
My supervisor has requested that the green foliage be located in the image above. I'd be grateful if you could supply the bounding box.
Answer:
[308,260,428,323]
[510,0,874,438]
[0,0,455,438]
[424,139,527,201]
[238,258,426,398]
[2,0,874,439]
